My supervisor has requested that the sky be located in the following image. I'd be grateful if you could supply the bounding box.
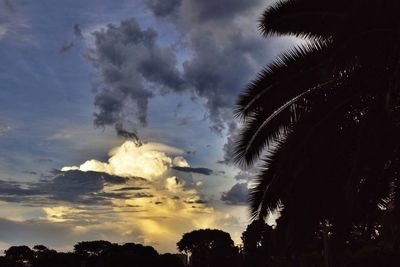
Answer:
[0,0,295,252]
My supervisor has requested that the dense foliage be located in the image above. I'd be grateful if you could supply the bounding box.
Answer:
[177,229,239,267]
[1,227,397,267]
[234,0,400,266]
[0,242,185,267]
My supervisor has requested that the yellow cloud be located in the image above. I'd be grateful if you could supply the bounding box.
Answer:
[43,206,81,223]
[55,141,244,252]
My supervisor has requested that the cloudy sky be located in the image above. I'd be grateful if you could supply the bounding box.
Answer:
[0,0,295,252]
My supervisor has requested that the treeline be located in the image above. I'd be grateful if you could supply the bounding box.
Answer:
[177,226,400,267]
[240,220,400,267]
[1,225,399,267]
[0,241,185,267]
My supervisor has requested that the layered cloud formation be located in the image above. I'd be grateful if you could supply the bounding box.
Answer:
[0,141,242,252]
[0,0,297,252]
[86,0,291,148]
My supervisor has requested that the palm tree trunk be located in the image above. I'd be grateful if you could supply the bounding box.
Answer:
[322,224,333,267]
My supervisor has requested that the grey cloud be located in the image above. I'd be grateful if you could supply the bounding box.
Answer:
[178,117,192,126]
[3,0,15,13]
[115,122,142,145]
[0,170,134,206]
[172,166,213,176]
[179,0,263,23]
[88,0,293,163]
[175,0,280,134]
[74,23,83,38]
[219,121,239,164]
[88,18,185,132]
[59,41,74,53]
[0,1,30,42]
[114,186,148,191]
[172,0,294,163]
[234,170,256,181]
[139,47,186,91]
[166,168,195,188]
[46,170,127,203]
[0,122,12,135]
[221,182,249,205]
[144,0,181,18]
[22,171,38,176]
[0,180,39,197]
[184,199,207,204]
[133,192,154,198]
[36,158,53,163]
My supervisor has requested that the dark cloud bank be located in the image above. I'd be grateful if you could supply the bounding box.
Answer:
[0,165,212,207]
[221,182,249,205]
[171,166,213,176]
[87,0,288,157]
[0,170,144,206]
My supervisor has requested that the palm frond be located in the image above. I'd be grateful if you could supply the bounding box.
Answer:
[235,40,330,121]
[248,138,288,221]
[247,83,362,220]
[233,97,308,168]
[259,0,346,39]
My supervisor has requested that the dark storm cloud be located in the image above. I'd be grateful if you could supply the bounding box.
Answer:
[88,0,278,131]
[172,166,213,176]
[144,0,181,18]
[221,182,249,205]
[74,23,83,38]
[88,18,185,132]
[0,170,136,205]
[46,170,127,203]
[87,0,291,163]
[0,180,38,197]
[175,0,276,134]
[115,122,141,144]
[180,28,263,133]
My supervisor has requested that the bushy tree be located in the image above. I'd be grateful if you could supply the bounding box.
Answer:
[177,229,239,267]
[5,246,34,265]
[73,240,113,257]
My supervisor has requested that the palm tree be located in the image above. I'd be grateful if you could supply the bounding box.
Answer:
[234,0,400,265]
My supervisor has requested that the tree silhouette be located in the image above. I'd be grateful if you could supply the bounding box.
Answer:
[4,246,34,266]
[0,241,188,267]
[74,240,112,257]
[0,256,13,267]
[234,0,400,266]
[177,229,238,267]
[241,219,275,267]
[158,253,185,267]
[100,243,160,267]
